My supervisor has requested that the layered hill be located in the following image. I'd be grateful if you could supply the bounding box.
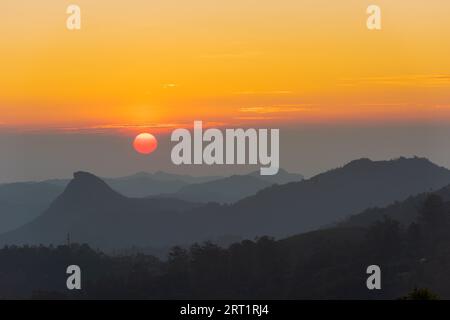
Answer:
[1,157,449,249]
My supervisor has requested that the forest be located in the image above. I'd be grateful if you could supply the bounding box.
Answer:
[0,193,448,300]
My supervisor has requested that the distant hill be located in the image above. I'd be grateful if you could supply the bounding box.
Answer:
[209,157,450,239]
[0,168,300,235]
[1,157,449,249]
[0,182,63,233]
[103,173,189,198]
[106,170,301,199]
[167,175,272,203]
[162,169,302,203]
[139,171,222,184]
[2,160,450,299]
[0,171,220,234]
[250,168,303,185]
[0,172,205,248]
[45,171,222,198]
[342,184,450,227]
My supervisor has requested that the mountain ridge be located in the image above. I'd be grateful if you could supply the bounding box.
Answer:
[1,157,449,249]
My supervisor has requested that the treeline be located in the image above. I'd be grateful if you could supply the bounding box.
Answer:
[1,194,450,299]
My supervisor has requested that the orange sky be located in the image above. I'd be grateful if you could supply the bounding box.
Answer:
[1,0,450,133]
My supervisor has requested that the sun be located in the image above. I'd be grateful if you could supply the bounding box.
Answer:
[133,133,158,155]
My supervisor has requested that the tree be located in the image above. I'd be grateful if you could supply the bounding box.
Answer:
[365,216,402,259]
[401,287,439,300]
[418,194,447,231]
[418,194,449,250]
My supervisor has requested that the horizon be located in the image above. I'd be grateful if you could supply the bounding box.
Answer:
[0,155,440,185]
[2,123,450,183]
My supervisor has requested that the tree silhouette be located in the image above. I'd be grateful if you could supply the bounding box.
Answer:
[419,194,447,230]
[401,287,439,300]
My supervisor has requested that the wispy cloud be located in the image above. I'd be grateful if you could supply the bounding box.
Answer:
[339,74,450,87]
[354,102,409,108]
[10,120,235,135]
[239,105,317,114]
[235,116,283,121]
[30,123,183,135]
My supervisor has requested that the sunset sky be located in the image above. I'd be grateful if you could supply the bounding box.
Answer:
[1,0,450,132]
[1,1,450,182]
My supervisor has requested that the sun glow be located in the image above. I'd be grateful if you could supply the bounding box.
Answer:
[1,1,450,131]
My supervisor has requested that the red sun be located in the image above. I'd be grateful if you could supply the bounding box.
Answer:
[133,133,158,155]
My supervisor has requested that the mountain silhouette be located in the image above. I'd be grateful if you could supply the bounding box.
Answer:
[2,157,450,249]
[206,157,450,239]
[0,172,203,248]
[146,171,221,184]
[104,171,221,197]
[157,169,303,203]
[161,175,272,203]
[44,171,222,198]
[249,168,303,185]
[0,171,221,228]
[342,183,450,227]
[62,171,124,204]
[0,182,63,233]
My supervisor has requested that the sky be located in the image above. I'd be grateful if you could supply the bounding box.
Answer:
[1,1,450,182]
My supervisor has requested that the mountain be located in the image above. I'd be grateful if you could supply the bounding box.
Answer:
[0,169,300,231]
[0,182,64,233]
[206,157,450,239]
[158,169,303,203]
[2,157,450,249]
[250,168,303,185]
[0,172,206,248]
[103,173,189,198]
[44,171,222,198]
[0,171,221,234]
[342,183,450,228]
[166,175,273,203]
[143,171,222,184]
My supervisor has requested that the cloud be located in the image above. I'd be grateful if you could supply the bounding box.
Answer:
[339,74,450,87]
[38,123,184,135]
[355,102,409,107]
[17,120,236,135]
[235,116,282,121]
[239,105,317,114]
